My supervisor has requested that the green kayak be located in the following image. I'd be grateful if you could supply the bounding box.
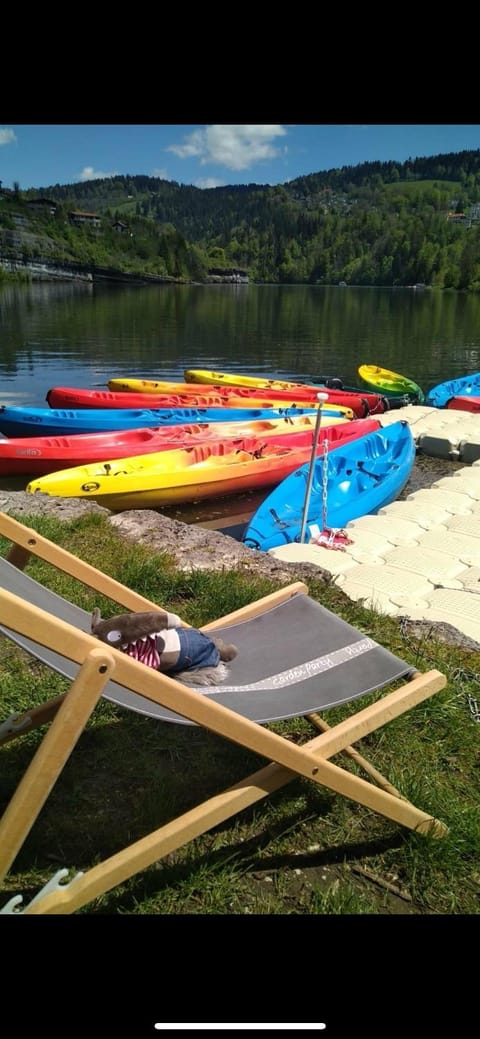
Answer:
[358,364,425,403]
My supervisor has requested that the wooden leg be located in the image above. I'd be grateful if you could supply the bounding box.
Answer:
[24,670,448,915]
[306,712,405,799]
[0,695,67,747]
[0,648,115,884]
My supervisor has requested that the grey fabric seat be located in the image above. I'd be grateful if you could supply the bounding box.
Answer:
[0,555,414,725]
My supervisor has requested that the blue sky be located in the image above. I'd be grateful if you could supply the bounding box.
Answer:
[1,124,480,192]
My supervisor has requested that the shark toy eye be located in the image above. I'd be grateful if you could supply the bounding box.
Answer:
[106,630,122,642]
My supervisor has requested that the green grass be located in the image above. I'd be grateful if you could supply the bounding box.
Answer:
[382,178,461,196]
[1,511,479,916]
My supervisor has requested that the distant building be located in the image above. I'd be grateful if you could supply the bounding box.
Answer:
[447,212,468,224]
[27,198,58,216]
[207,267,249,283]
[112,220,128,233]
[68,211,102,230]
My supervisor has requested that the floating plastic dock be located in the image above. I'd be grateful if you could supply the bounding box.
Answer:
[268,461,480,646]
[377,404,480,462]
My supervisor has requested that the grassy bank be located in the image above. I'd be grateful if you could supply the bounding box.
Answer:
[1,511,479,916]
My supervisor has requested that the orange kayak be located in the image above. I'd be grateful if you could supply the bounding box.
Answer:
[26,418,381,510]
[108,374,387,418]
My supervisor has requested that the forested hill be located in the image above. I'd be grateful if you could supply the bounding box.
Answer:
[6,148,480,288]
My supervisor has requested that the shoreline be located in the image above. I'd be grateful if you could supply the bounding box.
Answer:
[0,489,326,583]
[1,490,479,653]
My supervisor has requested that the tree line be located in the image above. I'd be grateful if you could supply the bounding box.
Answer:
[2,148,480,288]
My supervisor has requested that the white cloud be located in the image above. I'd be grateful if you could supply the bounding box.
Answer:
[195,177,225,189]
[0,128,17,146]
[167,125,288,171]
[152,167,168,179]
[78,165,117,182]
[169,131,204,160]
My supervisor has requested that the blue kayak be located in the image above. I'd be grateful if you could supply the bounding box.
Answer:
[242,420,415,552]
[0,404,318,438]
[426,372,480,408]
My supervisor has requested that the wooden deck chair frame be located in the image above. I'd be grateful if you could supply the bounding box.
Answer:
[0,511,448,915]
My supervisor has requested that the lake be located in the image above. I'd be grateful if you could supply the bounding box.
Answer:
[1,280,478,530]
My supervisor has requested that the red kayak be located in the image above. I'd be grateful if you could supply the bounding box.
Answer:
[0,414,379,478]
[46,384,385,418]
[445,396,480,413]
[46,387,248,409]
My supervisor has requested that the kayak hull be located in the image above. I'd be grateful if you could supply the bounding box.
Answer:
[46,386,352,419]
[0,404,319,438]
[183,368,388,417]
[108,374,387,418]
[446,396,480,412]
[358,364,425,402]
[426,372,480,409]
[242,421,416,552]
[25,418,381,510]
[0,413,347,477]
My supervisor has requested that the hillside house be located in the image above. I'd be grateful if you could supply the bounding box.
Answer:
[68,211,102,230]
[447,212,469,224]
[27,198,57,216]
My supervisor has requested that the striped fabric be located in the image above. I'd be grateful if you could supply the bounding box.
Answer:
[124,635,161,670]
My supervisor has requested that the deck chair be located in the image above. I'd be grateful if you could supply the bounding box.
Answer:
[0,511,448,915]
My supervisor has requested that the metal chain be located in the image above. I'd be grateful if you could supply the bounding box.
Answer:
[399,615,480,721]
[451,668,480,722]
[322,436,329,530]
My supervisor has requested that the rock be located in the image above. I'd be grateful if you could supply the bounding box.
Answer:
[0,491,331,585]
[110,509,331,584]
[0,491,109,521]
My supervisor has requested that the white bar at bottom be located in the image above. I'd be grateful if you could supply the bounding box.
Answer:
[154,1026,327,1031]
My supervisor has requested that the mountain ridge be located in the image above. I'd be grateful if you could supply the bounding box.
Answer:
[2,147,480,288]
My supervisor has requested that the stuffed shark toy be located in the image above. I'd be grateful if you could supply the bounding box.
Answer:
[91,607,238,686]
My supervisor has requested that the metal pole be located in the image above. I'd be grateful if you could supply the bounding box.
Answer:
[299,392,329,544]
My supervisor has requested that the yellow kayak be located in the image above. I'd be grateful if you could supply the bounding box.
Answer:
[184,368,314,391]
[26,420,369,511]
[109,377,212,394]
[183,369,387,419]
[106,377,354,419]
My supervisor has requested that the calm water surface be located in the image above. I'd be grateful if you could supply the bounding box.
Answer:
[1,281,477,529]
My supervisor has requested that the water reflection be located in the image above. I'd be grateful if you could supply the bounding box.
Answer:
[0,281,478,532]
